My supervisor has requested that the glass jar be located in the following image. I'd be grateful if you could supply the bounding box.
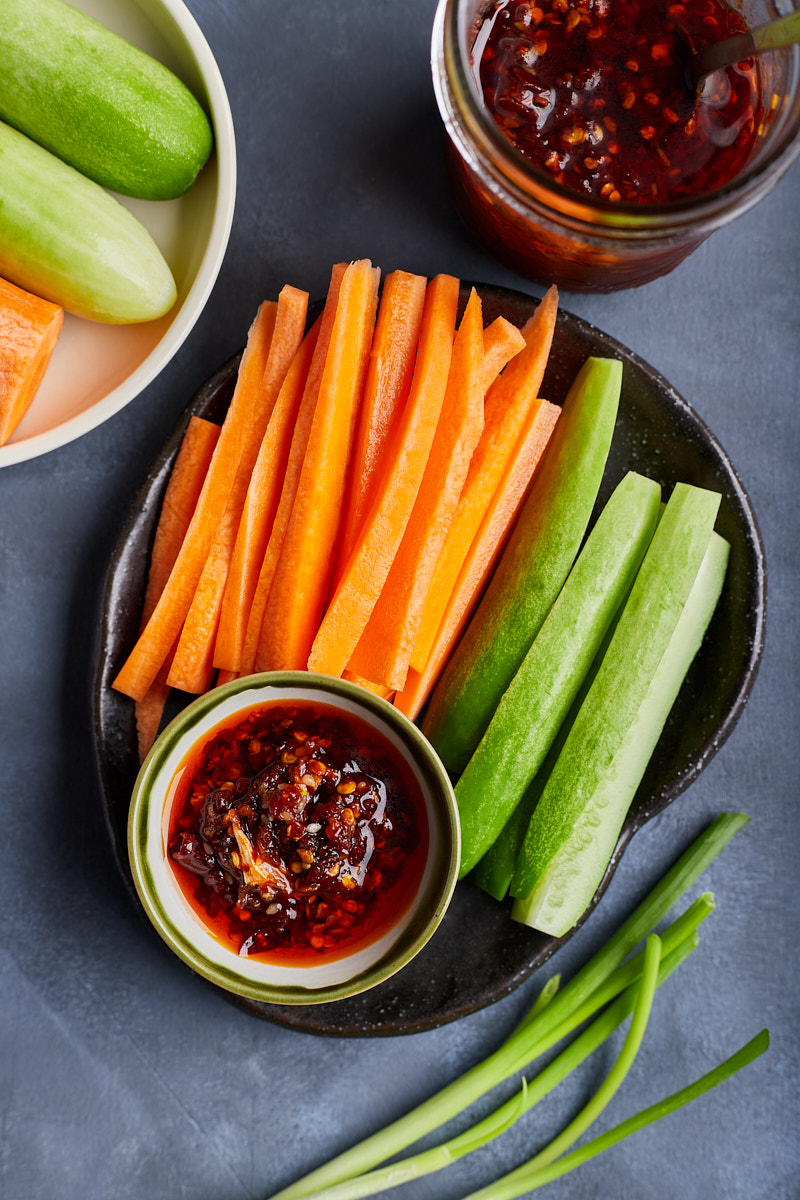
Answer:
[432,0,800,291]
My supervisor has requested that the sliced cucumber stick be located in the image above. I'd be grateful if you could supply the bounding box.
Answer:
[423,356,622,778]
[512,520,728,937]
[456,471,662,877]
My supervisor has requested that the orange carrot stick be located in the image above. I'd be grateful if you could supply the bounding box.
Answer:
[395,398,561,720]
[480,316,525,394]
[214,320,319,673]
[410,285,558,670]
[256,259,381,672]
[133,415,220,758]
[333,269,427,584]
[349,287,484,690]
[342,669,395,701]
[166,286,310,692]
[112,300,278,702]
[308,273,460,679]
[241,264,347,676]
[0,275,63,446]
[140,417,221,628]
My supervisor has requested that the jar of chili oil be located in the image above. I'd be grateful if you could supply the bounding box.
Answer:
[432,0,800,291]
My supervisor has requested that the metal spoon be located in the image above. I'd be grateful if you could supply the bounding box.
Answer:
[685,8,800,92]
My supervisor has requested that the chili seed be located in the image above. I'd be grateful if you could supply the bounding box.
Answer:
[337,780,356,795]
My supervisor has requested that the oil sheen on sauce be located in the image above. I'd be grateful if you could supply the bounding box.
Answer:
[476,0,760,203]
[168,701,428,964]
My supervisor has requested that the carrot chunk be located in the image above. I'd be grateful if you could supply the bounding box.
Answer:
[213,321,319,673]
[256,260,381,672]
[334,269,427,584]
[307,273,460,679]
[395,398,561,720]
[112,299,279,702]
[349,287,484,690]
[241,264,347,676]
[410,285,558,670]
[0,275,63,446]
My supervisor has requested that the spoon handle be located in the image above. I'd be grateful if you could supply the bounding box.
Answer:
[694,9,800,79]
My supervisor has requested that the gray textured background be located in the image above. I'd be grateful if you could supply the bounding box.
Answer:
[1,2,798,1198]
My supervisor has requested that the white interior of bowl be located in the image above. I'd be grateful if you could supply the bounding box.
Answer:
[0,0,236,467]
[137,682,446,992]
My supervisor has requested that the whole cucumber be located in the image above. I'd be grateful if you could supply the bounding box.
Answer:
[422,356,622,777]
[0,120,177,323]
[0,0,212,201]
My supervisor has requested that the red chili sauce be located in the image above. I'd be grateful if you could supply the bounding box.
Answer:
[168,702,428,963]
[476,0,760,203]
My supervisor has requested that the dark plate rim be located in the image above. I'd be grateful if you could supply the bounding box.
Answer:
[92,281,766,1036]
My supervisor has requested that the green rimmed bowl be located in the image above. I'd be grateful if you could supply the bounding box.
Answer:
[127,671,460,1005]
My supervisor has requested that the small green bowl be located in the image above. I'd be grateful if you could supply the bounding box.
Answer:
[128,672,460,1005]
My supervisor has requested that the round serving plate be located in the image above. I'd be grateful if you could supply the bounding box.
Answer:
[93,280,765,1036]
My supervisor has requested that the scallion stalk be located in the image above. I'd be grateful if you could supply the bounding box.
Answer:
[267,814,746,1200]
[285,933,681,1200]
[462,1030,769,1199]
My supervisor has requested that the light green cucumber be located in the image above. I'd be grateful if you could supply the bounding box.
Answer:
[511,505,728,938]
[0,0,212,201]
[0,120,177,323]
[456,471,662,878]
[422,356,622,778]
[471,507,665,902]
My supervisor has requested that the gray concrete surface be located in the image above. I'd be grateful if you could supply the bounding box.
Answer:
[1,2,798,1197]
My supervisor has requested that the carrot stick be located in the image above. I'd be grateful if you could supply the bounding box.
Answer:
[480,315,525,394]
[256,259,381,672]
[333,269,427,585]
[140,417,221,628]
[349,287,484,690]
[112,300,278,702]
[241,264,347,676]
[395,399,561,720]
[166,286,310,693]
[342,669,395,701]
[213,320,319,672]
[166,513,238,692]
[133,415,220,757]
[0,275,63,446]
[308,273,460,679]
[410,285,558,671]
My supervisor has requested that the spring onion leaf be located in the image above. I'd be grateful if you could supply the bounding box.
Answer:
[290,933,688,1200]
[462,1030,769,1199]
[267,815,746,1200]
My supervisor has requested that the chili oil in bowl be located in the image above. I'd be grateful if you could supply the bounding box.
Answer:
[128,672,460,1004]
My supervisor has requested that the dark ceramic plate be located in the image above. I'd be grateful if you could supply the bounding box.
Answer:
[93,282,765,1037]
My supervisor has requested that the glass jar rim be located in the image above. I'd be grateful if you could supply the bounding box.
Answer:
[434,0,800,233]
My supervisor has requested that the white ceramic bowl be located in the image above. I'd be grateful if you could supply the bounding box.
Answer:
[0,0,236,467]
[128,673,461,1005]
